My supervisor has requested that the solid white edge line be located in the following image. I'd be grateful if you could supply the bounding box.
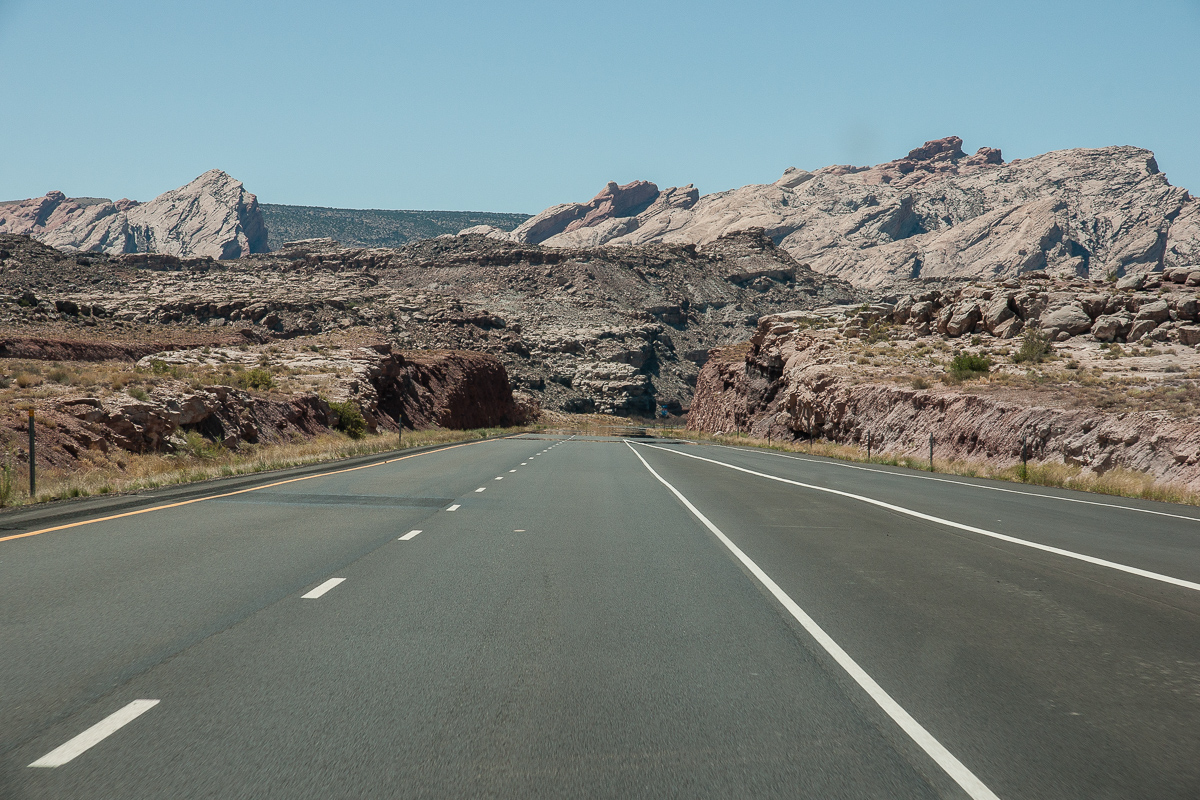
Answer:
[446,504,461,511]
[707,442,1200,525]
[399,529,422,540]
[623,442,1001,800]
[30,699,160,768]
[301,577,345,599]
[636,441,1200,593]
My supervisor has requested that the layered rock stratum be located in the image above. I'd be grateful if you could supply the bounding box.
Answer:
[0,169,268,259]
[686,270,1200,491]
[485,137,1200,288]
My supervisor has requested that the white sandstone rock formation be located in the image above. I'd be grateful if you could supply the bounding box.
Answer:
[0,169,268,258]
[489,137,1200,288]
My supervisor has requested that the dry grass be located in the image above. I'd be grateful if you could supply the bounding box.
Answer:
[661,428,1200,507]
[4,426,533,508]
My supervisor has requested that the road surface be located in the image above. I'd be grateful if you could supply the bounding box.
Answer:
[2,433,1198,798]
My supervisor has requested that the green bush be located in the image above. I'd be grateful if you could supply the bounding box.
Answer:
[181,430,223,459]
[234,368,274,391]
[1013,329,1052,364]
[127,386,150,401]
[948,353,991,379]
[328,400,366,439]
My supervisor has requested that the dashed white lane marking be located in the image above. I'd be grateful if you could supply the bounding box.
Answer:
[625,442,1001,800]
[709,443,1200,525]
[475,488,486,493]
[399,529,422,541]
[495,476,504,481]
[635,441,1200,594]
[514,529,526,532]
[521,462,528,465]
[302,578,345,599]
[446,504,461,511]
[30,699,160,768]
[509,470,517,473]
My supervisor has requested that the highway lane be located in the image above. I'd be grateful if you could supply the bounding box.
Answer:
[2,434,1198,797]
[0,436,545,770]
[662,440,1200,587]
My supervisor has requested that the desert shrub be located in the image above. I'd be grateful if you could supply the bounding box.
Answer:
[127,386,150,401]
[949,353,991,379]
[1013,329,1052,364]
[15,373,39,389]
[47,368,71,384]
[148,359,180,378]
[181,430,223,459]
[911,376,931,390]
[234,368,274,391]
[327,400,366,439]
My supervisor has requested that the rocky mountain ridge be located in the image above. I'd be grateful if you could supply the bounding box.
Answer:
[480,137,1200,289]
[0,170,268,259]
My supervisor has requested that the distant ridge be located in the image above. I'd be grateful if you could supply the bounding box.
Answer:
[260,204,529,250]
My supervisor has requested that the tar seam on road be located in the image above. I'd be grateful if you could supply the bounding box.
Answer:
[29,699,160,768]
[624,442,1002,800]
[301,577,345,599]
[708,442,1200,525]
[637,441,1200,593]
[0,437,501,544]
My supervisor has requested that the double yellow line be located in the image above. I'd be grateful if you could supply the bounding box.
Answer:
[0,439,492,544]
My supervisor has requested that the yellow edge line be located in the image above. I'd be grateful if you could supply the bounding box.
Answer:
[0,438,501,544]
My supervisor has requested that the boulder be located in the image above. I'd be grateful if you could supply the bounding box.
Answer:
[1135,299,1171,323]
[1177,325,1200,346]
[1117,273,1147,291]
[908,300,935,323]
[1091,313,1132,342]
[1041,304,1093,336]
[1128,318,1159,341]
[1169,296,1198,321]
[982,296,1015,332]
[992,315,1023,339]
[945,302,981,337]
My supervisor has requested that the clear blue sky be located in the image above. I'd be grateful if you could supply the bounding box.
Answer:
[2,0,1198,213]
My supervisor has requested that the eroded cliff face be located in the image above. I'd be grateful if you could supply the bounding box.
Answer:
[688,319,1200,491]
[0,170,268,259]
[491,137,1200,288]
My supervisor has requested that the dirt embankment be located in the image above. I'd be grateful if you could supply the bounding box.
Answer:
[688,322,1200,491]
[2,344,531,473]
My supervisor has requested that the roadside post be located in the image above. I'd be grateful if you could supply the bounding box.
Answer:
[27,409,35,499]
[928,433,934,472]
[1021,435,1028,482]
[866,430,872,461]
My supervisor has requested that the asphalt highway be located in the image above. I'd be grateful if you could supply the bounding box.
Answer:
[2,434,1198,798]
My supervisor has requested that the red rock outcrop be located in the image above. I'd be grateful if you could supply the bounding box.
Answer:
[2,346,525,473]
[688,322,1200,491]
